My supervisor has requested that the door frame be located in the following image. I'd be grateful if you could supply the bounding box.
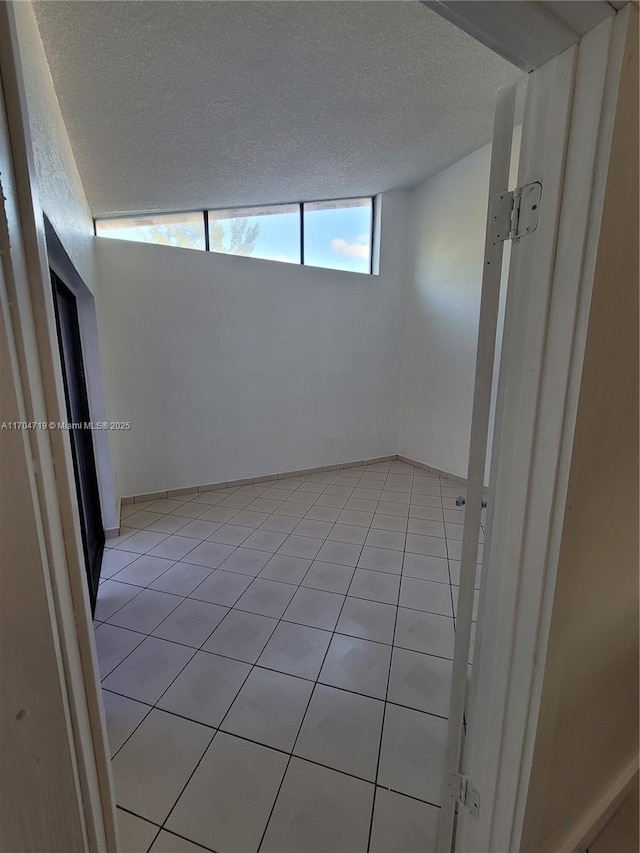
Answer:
[51,270,106,613]
[456,8,632,852]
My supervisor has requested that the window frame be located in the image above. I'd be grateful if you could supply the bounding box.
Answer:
[94,195,377,275]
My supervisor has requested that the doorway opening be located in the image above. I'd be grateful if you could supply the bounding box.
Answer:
[51,269,105,612]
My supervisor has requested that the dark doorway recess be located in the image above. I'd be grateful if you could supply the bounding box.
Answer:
[51,271,104,613]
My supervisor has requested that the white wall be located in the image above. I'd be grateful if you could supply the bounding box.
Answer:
[13,1,96,293]
[12,2,119,530]
[95,192,409,497]
[399,128,520,480]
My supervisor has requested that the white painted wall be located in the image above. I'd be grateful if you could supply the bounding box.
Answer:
[12,2,119,530]
[399,128,520,480]
[12,1,96,292]
[95,192,409,497]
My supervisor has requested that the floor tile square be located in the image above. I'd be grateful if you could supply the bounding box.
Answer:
[111,554,175,588]
[189,491,227,505]
[261,758,373,853]
[278,534,323,560]
[358,546,403,575]
[113,529,169,554]
[319,634,391,699]
[292,518,334,539]
[315,494,348,509]
[147,535,199,562]
[175,519,222,540]
[260,514,300,534]
[407,518,446,538]
[102,689,150,757]
[234,578,296,618]
[190,569,253,606]
[405,533,448,559]
[371,513,408,532]
[207,523,253,546]
[399,577,453,617]
[294,684,384,781]
[410,505,444,522]
[116,808,159,853]
[219,547,271,577]
[376,501,409,518]
[336,597,396,645]
[94,623,146,679]
[230,509,270,528]
[369,789,439,853]
[218,494,255,509]
[149,561,212,597]
[145,514,190,535]
[167,732,287,853]
[157,651,251,727]
[336,509,374,527]
[150,830,205,852]
[324,484,354,497]
[283,587,345,631]
[182,540,236,569]
[222,667,313,751]
[239,528,288,553]
[305,505,341,522]
[402,553,449,583]
[153,598,229,648]
[111,708,211,824]
[94,580,142,621]
[100,549,139,579]
[121,510,165,530]
[170,501,211,519]
[388,648,452,716]
[107,589,182,634]
[394,609,455,659]
[198,505,241,523]
[203,610,278,663]
[344,497,378,513]
[246,497,283,514]
[315,540,362,567]
[258,621,332,680]
[378,704,447,804]
[364,528,406,551]
[259,554,312,584]
[348,568,400,605]
[410,501,443,517]
[301,561,354,594]
[102,636,194,704]
[147,499,189,514]
[380,490,410,505]
[327,524,368,545]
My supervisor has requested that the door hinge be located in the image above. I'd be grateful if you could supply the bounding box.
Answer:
[444,772,480,817]
[490,181,542,242]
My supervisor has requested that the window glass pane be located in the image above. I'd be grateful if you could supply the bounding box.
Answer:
[303,198,372,274]
[95,212,205,250]
[208,204,300,264]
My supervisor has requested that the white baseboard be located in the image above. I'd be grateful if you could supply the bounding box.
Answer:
[118,454,468,506]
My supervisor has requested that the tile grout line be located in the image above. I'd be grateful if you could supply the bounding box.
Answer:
[103,462,462,849]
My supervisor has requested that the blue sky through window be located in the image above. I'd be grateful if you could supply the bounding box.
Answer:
[96,198,374,274]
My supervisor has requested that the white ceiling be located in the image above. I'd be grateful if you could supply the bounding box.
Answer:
[33,1,522,217]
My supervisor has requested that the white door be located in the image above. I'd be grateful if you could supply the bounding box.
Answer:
[435,8,626,846]
[435,81,520,852]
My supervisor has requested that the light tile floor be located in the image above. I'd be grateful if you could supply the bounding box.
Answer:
[95,460,482,853]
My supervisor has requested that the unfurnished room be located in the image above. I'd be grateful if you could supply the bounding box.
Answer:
[1,2,638,853]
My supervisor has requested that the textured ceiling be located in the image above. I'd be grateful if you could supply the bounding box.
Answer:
[33,1,523,217]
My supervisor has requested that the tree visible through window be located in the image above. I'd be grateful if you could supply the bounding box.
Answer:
[95,197,375,274]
